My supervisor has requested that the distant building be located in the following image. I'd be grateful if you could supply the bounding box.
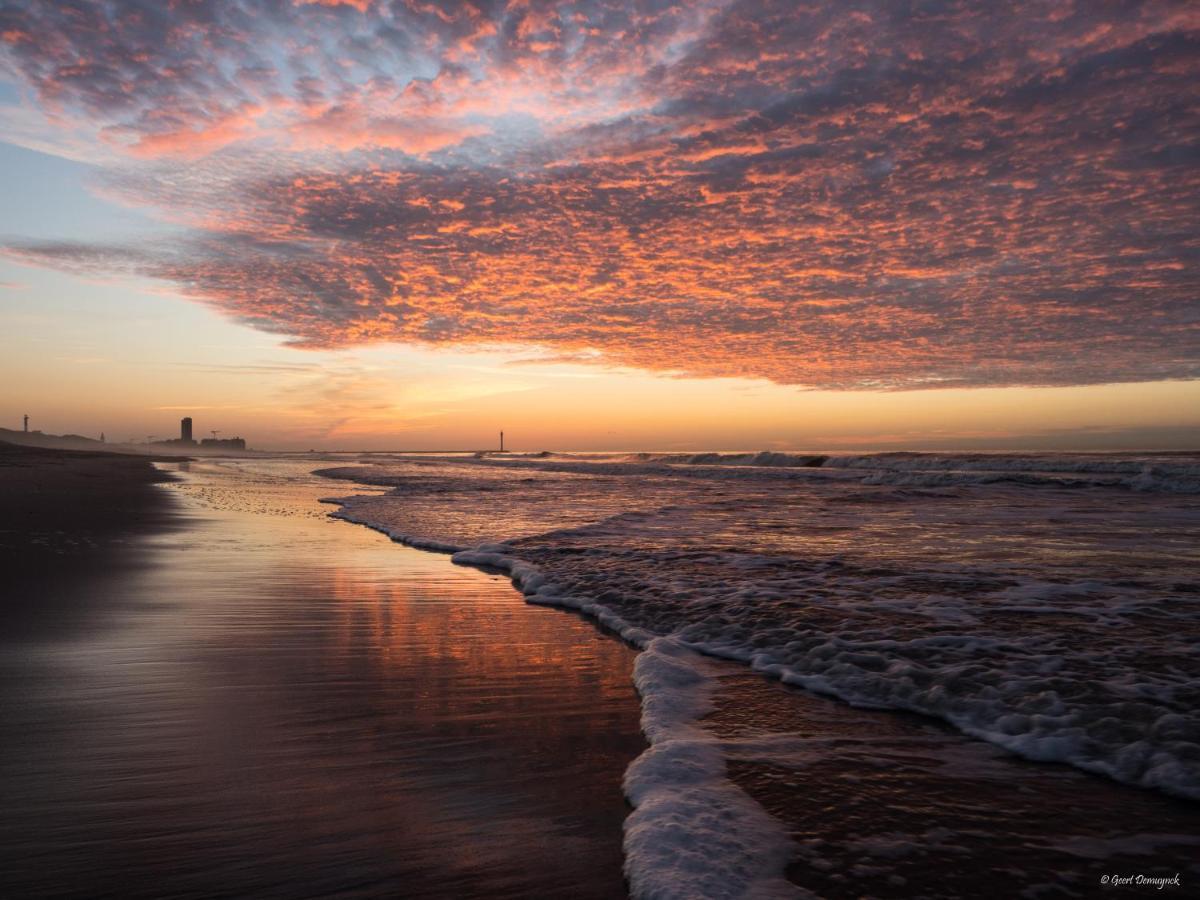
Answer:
[151,415,247,449]
[200,436,246,450]
[157,416,196,446]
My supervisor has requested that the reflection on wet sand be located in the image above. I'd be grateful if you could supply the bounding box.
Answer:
[0,460,644,899]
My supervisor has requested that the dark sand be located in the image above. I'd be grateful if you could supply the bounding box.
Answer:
[0,441,180,638]
[0,441,176,531]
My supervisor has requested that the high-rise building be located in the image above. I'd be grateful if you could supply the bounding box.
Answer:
[181,417,193,442]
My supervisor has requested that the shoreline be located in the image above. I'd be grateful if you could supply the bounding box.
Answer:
[5,450,1196,896]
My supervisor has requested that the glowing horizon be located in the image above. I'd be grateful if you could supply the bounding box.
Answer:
[1,1,1198,450]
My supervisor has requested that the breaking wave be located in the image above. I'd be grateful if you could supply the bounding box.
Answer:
[324,449,1200,493]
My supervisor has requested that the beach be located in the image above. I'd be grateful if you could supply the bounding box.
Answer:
[1,448,1198,897]
[0,452,644,898]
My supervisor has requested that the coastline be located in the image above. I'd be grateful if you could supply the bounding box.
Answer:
[4,450,1196,897]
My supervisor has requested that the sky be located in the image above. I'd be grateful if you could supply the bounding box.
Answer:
[0,0,1197,451]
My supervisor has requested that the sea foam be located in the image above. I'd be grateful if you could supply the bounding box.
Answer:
[623,639,803,899]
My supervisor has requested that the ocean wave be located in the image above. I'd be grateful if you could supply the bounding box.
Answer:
[320,461,1200,799]
[360,450,1200,493]
[825,452,1200,475]
[627,451,828,468]
[828,453,1200,493]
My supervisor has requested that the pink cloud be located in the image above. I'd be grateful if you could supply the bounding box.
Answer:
[1,0,1197,389]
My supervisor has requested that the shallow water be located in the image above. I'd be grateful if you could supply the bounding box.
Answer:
[0,460,644,898]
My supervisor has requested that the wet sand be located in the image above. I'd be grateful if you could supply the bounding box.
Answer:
[0,457,645,898]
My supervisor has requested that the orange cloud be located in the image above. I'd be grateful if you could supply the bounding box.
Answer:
[295,0,373,12]
[2,0,1198,389]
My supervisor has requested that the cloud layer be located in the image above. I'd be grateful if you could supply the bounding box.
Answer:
[3,0,1198,388]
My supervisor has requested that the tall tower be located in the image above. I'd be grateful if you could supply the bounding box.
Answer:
[500,430,504,452]
[181,417,193,442]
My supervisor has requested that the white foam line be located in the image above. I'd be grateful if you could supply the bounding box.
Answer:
[623,638,807,900]
[675,641,1200,802]
[322,499,465,554]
